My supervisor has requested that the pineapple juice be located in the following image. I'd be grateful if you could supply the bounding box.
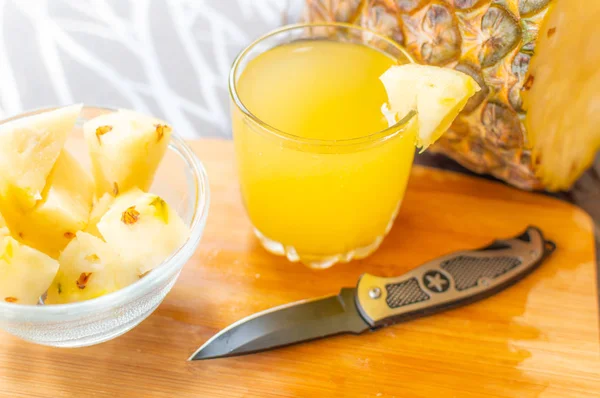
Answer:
[232,33,416,268]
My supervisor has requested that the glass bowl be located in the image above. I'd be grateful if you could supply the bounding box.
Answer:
[0,105,210,347]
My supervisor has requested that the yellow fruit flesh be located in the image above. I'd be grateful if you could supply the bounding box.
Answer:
[84,193,115,238]
[1,151,94,258]
[83,110,172,197]
[97,188,189,275]
[0,104,82,210]
[45,232,137,304]
[0,236,59,305]
[524,1,600,191]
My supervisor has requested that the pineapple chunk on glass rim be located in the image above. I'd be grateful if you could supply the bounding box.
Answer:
[379,64,480,150]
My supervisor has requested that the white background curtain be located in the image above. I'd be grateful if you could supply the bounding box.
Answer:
[0,0,303,138]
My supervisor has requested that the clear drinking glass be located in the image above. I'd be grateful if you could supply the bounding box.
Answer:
[230,23,417,269]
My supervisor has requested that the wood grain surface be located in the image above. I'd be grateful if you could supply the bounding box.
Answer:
[1,139,599,398]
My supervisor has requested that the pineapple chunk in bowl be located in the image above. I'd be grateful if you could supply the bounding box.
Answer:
[0,106,210,347]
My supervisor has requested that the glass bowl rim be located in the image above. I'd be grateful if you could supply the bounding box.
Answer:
[228,22,417,148]
[0,105,210,316]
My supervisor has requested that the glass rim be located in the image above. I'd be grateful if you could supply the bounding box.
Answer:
[0,105,210,317]
[228,22,417,147]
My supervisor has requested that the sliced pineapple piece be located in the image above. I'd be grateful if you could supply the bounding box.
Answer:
[83,109,173,197]
[1,150,94,258]
[84,193,115,238]
[380,64,480,149]
[0,212,5,228]
[97,188,189,276]
[0,104,82,210]
[0,235,59,305]
[45,232,137,304]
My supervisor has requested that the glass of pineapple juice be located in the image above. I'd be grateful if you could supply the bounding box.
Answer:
[230,23,416,269]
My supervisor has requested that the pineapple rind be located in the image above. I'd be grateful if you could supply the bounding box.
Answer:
[305,0,600,191]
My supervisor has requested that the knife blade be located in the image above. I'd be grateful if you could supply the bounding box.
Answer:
[189,226,555,361]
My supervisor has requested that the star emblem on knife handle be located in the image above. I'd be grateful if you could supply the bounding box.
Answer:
[423,271,450,293]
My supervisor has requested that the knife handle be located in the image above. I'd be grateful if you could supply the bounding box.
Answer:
[355,226,555,328]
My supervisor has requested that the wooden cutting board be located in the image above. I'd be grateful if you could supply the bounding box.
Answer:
[1,139,599,398]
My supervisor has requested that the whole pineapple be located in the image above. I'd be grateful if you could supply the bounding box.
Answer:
[305,0,600,191]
